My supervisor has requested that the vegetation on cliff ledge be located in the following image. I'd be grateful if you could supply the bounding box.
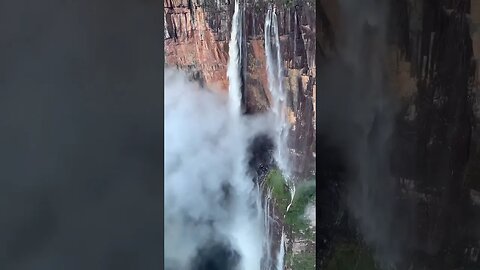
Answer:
[265,169,290,213]
[265,169,316,269]
[265,169,315,233]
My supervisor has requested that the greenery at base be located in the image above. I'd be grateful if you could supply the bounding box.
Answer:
[265,169,316,270]
[287,252,316,270]
[265,169,316,235]
[265,169,291,214]
[325,243,378,270]
[285,180,315,235]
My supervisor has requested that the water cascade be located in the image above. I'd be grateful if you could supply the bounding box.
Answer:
[165,1,314,270]
[164,66,272,270]
[265,6,295,270]
[228,1,276,269]
[227,0,243,117]
[275,230,286,270]
[264,6,290,178]
[165,1,272,267]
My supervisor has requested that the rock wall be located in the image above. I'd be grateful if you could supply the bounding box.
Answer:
[388,0,480,268]
[164,0,316,177]
[165,0,480,268]
[316,0,480,269]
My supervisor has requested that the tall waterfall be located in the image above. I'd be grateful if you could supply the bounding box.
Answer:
[227,0,243,117]
[265,6,291,270]
[276,230,286,270]
[164,66,270,270]
[227,1,276,269]
[166,1,306,270]
[165,2,270,269]
[265,6,290,178]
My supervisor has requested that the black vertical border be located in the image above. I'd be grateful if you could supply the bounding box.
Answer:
[160,0,166,267]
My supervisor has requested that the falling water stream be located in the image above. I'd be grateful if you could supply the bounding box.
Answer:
[166,1,296,269]
[165,1,268,269]
[227,0,243,117]
[227,1,296,269]
[227,1,278,269]
[264,7,289,178]
[265,6,295,270]
[166,1,305,270]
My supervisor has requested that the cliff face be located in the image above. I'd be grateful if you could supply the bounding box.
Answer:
[316,0,480,269]
[164,0,230,89]
[164,0,316,176]
[390,1,480,268]
[165,0,480,268]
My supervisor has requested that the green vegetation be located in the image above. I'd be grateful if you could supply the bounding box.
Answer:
[265,169,316,270]
[285,180,315,235]
[287,252,316,270]
[325,243,378,270]
[265,169,316,235]
[265,169,291,213]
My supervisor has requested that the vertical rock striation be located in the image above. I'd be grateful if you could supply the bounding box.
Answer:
[316,0,480,268]
[164,0,316,177]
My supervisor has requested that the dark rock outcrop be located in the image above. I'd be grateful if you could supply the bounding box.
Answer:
[316,0,480,269]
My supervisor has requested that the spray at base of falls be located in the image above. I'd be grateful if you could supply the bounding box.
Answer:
[164,68,279,270]
[206,0,276,269]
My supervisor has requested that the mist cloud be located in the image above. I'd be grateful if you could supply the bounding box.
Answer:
[164,68,276,270]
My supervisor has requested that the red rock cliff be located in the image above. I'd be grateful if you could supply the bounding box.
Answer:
[164,0,316,176]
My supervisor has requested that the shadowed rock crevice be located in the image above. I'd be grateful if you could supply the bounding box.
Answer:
[191,242,241,270]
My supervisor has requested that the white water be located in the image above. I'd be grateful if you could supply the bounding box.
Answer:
[227,0,243,117]
[263,189,274,269]
[265,6,293,270]
[265,6,290,179]
[286,184,296,213]
[165,2,292,269]
[164,68,276,270]
[228,1,276,269]
[276,230,286,270]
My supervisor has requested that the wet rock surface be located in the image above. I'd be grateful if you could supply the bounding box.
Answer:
[316,0,480,269]
[164,0,316,176]
[165,0,480,269]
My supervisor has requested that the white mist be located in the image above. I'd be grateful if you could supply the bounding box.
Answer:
[164,68,276,270]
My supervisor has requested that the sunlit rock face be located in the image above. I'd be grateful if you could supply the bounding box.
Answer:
[164,0,316,177]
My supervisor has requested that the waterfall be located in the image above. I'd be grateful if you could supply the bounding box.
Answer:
[265,6,290,179]
[265,6,293,270]
[227,0,242,117]
[164,67,268,270]
[276,230,286,270]
[263,189,274,269]
[227,1,278,269]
